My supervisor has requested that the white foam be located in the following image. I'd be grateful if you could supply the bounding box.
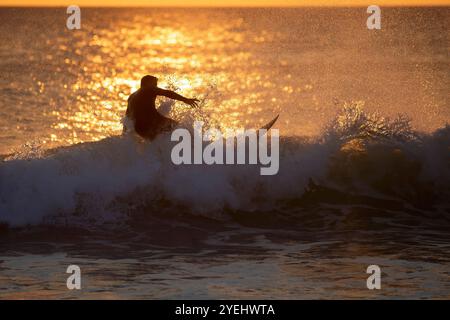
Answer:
[1,105,448,227]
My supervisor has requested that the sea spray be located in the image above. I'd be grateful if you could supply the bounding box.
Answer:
[1,105,449,228]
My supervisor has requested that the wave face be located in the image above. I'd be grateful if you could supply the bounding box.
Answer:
[1,104,449,228]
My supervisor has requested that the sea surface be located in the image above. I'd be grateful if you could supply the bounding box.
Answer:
[0,7,449,299]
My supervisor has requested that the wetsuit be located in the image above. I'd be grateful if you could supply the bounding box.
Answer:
[126,87,182,140]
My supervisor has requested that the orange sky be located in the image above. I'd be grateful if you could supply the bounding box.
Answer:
[1,0,449,7]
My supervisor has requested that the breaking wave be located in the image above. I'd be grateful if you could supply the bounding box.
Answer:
[1,103,449,228]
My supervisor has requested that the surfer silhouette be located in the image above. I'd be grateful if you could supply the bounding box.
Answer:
[125,75,199,140]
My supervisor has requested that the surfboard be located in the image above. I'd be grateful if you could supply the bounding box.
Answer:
[259,114,279,132]
[253,114,279,138]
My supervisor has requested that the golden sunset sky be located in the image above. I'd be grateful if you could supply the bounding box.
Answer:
[0,0,449,7]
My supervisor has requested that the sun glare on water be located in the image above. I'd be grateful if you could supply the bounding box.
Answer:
[44,13,272,148]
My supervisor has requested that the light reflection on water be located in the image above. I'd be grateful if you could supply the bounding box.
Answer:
[51,9,285,147]
[0,8,449,153]
[0,206,449,299]
[0,229,449,299]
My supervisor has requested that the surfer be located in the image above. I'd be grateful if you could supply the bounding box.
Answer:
[125,75,199,140]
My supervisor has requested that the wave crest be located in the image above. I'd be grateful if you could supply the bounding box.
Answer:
[1,104,449,227]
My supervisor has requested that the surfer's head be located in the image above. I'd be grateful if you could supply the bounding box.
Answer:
[141,75,158,88]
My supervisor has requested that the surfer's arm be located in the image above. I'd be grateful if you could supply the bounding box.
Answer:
[156,88,199,108]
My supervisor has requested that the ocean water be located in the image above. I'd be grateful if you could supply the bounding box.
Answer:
[0,7,449,299]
